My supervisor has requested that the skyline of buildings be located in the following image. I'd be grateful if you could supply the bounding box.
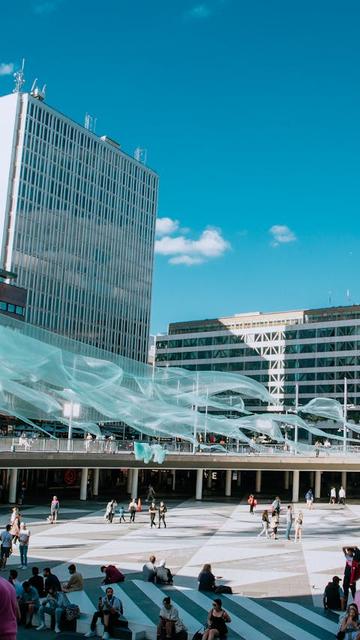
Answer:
[0,90,158,361]
[155,304,360,413]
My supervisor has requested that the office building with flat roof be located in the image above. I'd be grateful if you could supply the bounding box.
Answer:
[155,305,360,412]
[0,91,158,360]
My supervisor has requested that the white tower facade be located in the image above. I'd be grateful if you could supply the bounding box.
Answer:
[0,92,158,360]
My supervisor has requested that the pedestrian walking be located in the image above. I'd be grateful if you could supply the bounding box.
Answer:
[330,487,337,504]
[342,547,360,606]
[118,505,126,523]
[0,524,13,570]
[149,501,157,528]
[294,511,303,542]
[339,486,346,505]
[272,496,281,516]
[18,482,26,506]
[18,522,30,569]
[104,500,117,523]
[305,489,314,509]
[49,496,59,524]
[270,511,279,539]
[158,501,167,528]
[147,484,156,502]
[129,498,137,523]
[248,494,257,515]
[258,510,270,538]
[10,511,20,544]
[285,505,293,540]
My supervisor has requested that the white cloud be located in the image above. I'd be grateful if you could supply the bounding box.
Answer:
[155,227,230,266]
[269,224,297,247]
[186,3,212,19]
[155,217,179,237]
[169,255,204,266]
[0,63,14,76]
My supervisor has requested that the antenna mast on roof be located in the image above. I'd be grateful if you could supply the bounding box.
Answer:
[84,113,97,133]
[13,58,25,93]
[134,147,147,164]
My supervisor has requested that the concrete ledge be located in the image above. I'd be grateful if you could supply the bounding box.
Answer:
[1,451,360,471]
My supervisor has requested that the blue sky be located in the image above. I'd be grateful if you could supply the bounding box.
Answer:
[1,0,360,334]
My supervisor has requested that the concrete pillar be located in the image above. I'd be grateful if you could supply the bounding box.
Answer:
[342,471,347,491]
[131,469,139,499]
[310,471,315,487]
[236,471,241,487]
[172,470,176,492]
[292,470,300,503]
[80,468,88,501]
[93,468,99,497]
[126,469,133,494]
[207,471,212,489]
[315,471,322,499]
[284,470,290,490]
[196,469,203,500]
[256,470,262,494]
[9,469,18,504]
[225,470,232,497]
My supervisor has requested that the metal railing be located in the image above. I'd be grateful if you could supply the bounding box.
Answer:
[0,437,360,457]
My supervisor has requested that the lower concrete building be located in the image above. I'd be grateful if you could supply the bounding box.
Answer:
[155,305,360,413]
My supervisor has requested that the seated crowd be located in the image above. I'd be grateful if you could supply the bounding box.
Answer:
[4,563,85,634]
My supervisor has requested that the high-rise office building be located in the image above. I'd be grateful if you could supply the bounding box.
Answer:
[0,91,158,360]
[156,305,360,412]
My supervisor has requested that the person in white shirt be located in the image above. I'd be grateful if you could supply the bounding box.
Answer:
[330,487,337,505]
[157,596,186,639]
[18,522,30,569]
[339,486,346,505]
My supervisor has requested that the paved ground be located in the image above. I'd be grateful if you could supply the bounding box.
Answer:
[1,498,357,639]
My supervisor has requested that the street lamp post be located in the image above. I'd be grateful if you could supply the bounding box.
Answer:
[63,400,80,452]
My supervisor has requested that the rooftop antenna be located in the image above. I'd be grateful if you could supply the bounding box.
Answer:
[13,58,25,93]
[30,79,46,101]
[134,147,147,164]
[84,113,97,133]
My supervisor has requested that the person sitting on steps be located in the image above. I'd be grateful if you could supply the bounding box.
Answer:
[85,586,123,639]
[157,596,187,640]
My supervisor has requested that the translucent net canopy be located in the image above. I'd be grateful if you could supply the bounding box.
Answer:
[0,314,352,447]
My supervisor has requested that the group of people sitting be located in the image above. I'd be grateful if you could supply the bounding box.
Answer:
[143,555,174,584]
[156,595,231,640]
[5,563,84,632]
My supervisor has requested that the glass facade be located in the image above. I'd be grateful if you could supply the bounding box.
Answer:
[1,93,158,361]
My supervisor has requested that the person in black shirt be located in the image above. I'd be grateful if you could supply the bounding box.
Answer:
[198,564,216,592]
[323,576,345,611]
[29,567,45,598]
[43,567,61,594]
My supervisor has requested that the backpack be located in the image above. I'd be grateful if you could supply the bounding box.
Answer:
[65,604,80,621]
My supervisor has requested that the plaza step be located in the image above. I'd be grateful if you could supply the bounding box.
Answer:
[97,579,341,640]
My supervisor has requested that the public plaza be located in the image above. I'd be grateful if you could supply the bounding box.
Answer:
[3,495,355,640]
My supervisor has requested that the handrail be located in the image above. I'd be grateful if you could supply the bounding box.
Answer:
[1,437,360,457]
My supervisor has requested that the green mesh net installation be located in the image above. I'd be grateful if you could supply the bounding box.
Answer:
[0,313,353,452]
